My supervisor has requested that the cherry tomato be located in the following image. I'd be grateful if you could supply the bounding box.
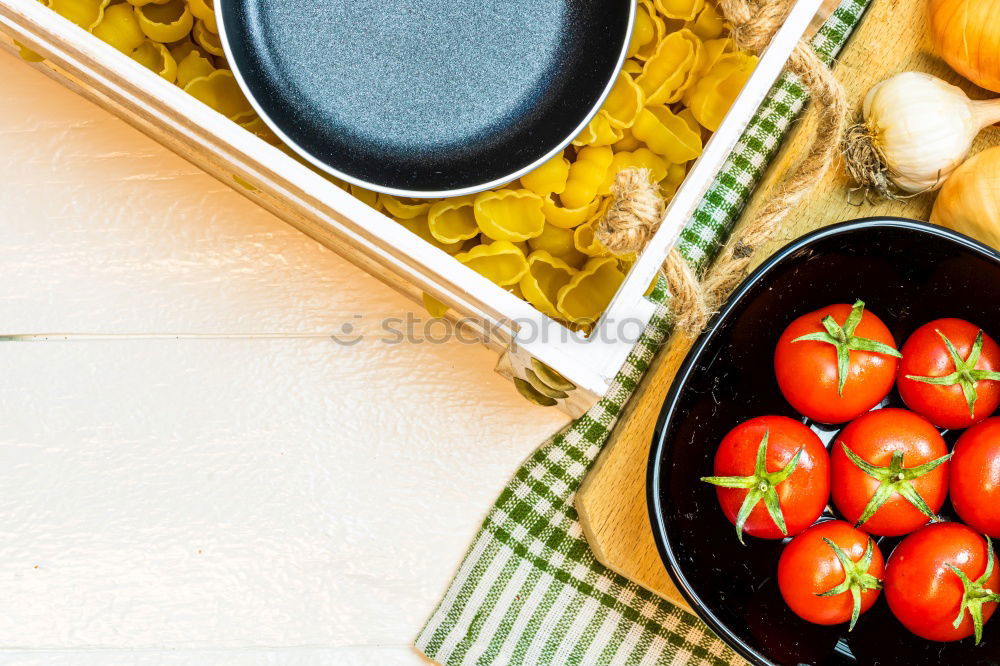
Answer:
[777,520,883,629]
[702,415,829,543]
[951,417,1000,536]
[898,318,1000,429]
[831,408,950,536]
[775,300,901,424]
[885,523,1000,643]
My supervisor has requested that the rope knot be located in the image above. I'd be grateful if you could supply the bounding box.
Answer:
[595,169,664,256]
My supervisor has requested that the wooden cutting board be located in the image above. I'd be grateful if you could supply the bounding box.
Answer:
[576,0,1000,609]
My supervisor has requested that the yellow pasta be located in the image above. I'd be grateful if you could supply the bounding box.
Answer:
[573,218,610,258]
[183,69,253,120]
[422,292,449,319]
[193,18,224,55]
[520,251,577,320]
[573,111,625,147]
[398,214,464,255]
[175,48,215,88]
[557,257,625,325]
[634,0,666,61]
[686,51,758,131]
[541,195,601,230]
[455,241,529,286]
[134,0,193,43]
[520,154,570,197]
[621,59,644,77]
[349,184,381,211]
[562,146,613,209]
[239,114,280,145]
[379,195,431,220]
[48,0,110,31]
[655,0,706,21]
[130,38,177,81]
[187,0,217,34]
[636,29,702,106]
[601,149,669,195]
[687,1,724,40]
[91,3,145,54]
[612,128,644,153]
[474,189,545,242]
[602,71,644,129]
[627,3,656,59]
[427,195,479,244]
[527,223,586,267]
[631,106,702,163]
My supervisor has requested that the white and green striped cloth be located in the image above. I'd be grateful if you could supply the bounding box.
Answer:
[416,3,869,663]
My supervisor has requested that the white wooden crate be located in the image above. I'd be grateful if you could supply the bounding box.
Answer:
[0,0,823,416]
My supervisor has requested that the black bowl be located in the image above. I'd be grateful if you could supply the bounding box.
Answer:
[648,218,1000,665]
[217,0,634,197]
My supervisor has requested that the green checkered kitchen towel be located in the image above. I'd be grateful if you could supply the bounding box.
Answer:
[416,3,869,664]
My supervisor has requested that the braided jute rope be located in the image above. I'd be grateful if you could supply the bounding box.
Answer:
[596,0,848,336]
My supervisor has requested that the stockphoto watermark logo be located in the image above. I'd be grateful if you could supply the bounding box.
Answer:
[327,313,652,347]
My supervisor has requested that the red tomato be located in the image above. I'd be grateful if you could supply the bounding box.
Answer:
[831,408,950,536]
[778,520,884,629]
[885,523,1000,643]
[702,415,830,543]
[898,318,1000,429]
[951,417,1000,536]
[775,300,901,424]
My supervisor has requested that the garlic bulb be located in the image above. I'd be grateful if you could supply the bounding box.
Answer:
[843,72,1000,198]
[931,146,1000,250]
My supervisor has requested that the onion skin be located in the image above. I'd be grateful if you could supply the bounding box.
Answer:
[929,0,1000,93]
[931,146,1000,249]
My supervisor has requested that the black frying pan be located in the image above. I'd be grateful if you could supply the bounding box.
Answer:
[217,0,635,198]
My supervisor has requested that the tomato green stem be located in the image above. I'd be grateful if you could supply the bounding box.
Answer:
[815,537,882,631]
[701,431,802,544]
[790,300,901,396]
[841,444,952,528]
[948,536,1000,645]
[906,329,1000,419]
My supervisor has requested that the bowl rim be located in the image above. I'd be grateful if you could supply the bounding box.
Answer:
[646,217,1000,666]
[216,0,637,199]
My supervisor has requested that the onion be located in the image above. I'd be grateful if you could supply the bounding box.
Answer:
[929,0,1000,93]
[931,146,1000,248]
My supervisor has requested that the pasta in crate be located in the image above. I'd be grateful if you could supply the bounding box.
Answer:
[38,0,757,331]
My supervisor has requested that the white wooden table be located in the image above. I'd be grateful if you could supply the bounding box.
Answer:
[0,48,569,665]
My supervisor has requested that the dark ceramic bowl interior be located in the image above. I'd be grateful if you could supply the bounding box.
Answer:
[217,0,633,197]
[648,219,1000,665]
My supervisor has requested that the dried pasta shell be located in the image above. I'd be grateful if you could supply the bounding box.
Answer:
[379,195,431,220]
[655,0,705,21]
[557,257,625,325]
[527,223,586,268]
[622,59,644,77]
[602,71,644,129]
[562,146,613,209]
[48,0,110,30]
[600,149,668,195]
[627,2,657,59]
[193,18,224,55]
[169,38,211,62]
[696,37,733,78]
[520,154,570,197]
[519,251,576,320]
[612,128,644,153]
[134,0,193,43]
[183,69,253,120]
[573,218,611,258]
[636,29,702,106]
[398,214,464,255]
[91,2,145,53]
[634,0,666,61]
[422,293,449,319]
[175,48,215,88]
[239,115,280,145]
[474,189,545,242]
[349,184,381,210]
[455,240,529,287]
[427,195,479,244]
[631,106,702,163]
[541,195,601,230]
[126,0,172,6]
[130,38,177,82]
[687,1,724,40]
[661,162,688,199]
[573,111,624,147]
[686,51,757,131]
[187,0,217,34]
